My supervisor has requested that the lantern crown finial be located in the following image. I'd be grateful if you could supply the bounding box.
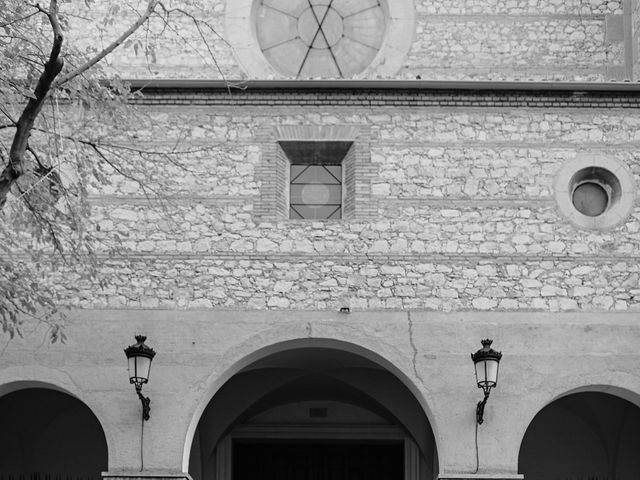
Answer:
[125,335,156,360]
[471,338,502,363]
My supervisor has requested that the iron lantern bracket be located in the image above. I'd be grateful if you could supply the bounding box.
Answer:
[476,391,490,424]
[135,383,151,421]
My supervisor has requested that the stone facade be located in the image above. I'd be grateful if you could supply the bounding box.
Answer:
[50,89,640,314]
[2,2,640,480]
[69,0,637,81]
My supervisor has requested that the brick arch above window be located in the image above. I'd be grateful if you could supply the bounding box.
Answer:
[254,124,375,221]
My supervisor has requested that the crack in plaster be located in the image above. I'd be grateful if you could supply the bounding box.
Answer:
[407,311,425,386]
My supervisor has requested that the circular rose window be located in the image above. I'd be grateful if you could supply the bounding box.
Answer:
[254,0,386,78]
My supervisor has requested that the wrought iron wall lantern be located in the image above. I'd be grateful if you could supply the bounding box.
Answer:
[471,339,502,424]
[125,335,156,421]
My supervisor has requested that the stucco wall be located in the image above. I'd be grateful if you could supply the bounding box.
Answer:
[2,310,640,476]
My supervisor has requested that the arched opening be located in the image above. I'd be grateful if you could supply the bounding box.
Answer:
[518,391,640,480]
[188,347,438,480]
[0,386,108,479]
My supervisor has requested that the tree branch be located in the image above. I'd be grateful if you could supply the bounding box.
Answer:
[27,145,47,170]
[0,6,40,29]
[0,105,17,124]
[87,142,160,197]
[53,0,159,87]
[30,125,212,157]
[17,185,65,255]
[155,4,231,93]
[0,0,64,209]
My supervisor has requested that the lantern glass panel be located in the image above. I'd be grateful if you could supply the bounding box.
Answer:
[128,356,137,381]
[485,358,499,386]
[474,361,484,386]
[136,356,152,382]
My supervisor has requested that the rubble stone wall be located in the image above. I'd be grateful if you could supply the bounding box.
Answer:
[65,0,632,81]
[52,89,640,312]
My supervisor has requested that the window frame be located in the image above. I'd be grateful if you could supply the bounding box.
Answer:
[254,125,374,221]
[289,161,344,220]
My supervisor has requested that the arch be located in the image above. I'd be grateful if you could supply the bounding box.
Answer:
[0,379,73,397]
[549,384,640,408]
[182,337,441,474]
[518,385,640,480]
[514,381,640,448]
[0,380,109,477]
[0,366,115,458]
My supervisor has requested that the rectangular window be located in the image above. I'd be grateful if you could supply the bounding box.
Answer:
[290,164,342,219]
[254,125,374,222]
[280,141,351,220]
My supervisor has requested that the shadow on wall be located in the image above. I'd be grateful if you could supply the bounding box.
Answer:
[519,392,640,480]
[0,387,108,479]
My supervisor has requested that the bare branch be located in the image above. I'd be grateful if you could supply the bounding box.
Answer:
[53,0,160,86]
[26,146,47,169]
[0,0,64,209]
[157,4,233,49]
[16,53,46,68]
[0,105,17,124]
[0,7,39,29]
[154,4,232,93]
[1,31,49,57]
[87,142,160,197]
[17,185,65,256]
[29,125,212,156]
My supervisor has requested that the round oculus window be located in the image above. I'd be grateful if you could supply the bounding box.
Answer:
[571,181,609,217]
[254,0,386,78]
[569,167,620,218]
[554,157,635,231]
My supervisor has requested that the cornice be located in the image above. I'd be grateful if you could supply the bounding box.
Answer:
[125,78,640,94]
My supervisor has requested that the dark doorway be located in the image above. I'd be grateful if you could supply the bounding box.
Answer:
[519,392,640,480]
[189,346,438,480]
[0,387,107,479]
[233,441,404,480]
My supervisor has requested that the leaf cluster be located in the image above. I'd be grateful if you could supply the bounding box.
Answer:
[0,0,228,342]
